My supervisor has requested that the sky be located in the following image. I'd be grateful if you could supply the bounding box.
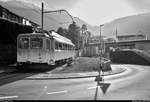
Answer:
[2,0,150,26]
[43,0,150,25]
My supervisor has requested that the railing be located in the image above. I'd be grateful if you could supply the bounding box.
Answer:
[101,57,112,72]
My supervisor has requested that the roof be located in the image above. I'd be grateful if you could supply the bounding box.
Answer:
[0,1,72,30]
[17,33,51,38]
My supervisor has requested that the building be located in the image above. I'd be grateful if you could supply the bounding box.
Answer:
[0,5,39,65]
[0,5,38,28]
[82,35,106,57]
[88,35,106,44]
[117,34,147,42]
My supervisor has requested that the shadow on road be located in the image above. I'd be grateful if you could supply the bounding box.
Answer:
[0,62,66,86]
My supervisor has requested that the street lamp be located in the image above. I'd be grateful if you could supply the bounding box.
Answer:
[41,2,74,32]
[94,24,105,99]
[99,24,104,66]
[99,24,104,81]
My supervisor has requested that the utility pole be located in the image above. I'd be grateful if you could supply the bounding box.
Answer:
[115,28,118,41]
[114,28,118,49]
[41,2,44,33]
[41,2,74,33]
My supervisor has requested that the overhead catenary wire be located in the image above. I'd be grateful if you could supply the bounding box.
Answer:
[41,2,74,31]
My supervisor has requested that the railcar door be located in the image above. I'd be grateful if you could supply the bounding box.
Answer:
[46,38,56,65]
[45,38,51,64]
[30,37,43,63]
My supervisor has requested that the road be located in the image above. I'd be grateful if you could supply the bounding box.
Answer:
[0,64,150,100]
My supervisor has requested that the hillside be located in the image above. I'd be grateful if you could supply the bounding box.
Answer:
[102,12,150,39]
[2,1,150,38]
[73,17,99,36]
[0,0,70,30]
[0,0,99,36]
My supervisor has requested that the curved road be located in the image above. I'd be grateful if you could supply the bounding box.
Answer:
[0,64,150,100]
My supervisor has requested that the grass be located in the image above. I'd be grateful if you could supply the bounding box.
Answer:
[51,57,103,74]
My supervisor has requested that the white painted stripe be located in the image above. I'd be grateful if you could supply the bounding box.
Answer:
[0,96,18,100]
[47,90,68,95]
[87,86,97,90]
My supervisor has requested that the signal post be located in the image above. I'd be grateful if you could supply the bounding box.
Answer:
[94,24,111,100]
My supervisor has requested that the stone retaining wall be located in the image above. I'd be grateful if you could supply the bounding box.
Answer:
[110,50,150,65]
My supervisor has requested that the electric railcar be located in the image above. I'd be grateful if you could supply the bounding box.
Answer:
[17,31,76,66]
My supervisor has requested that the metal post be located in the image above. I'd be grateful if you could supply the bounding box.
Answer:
[100,25,103,73]
[82,30,84,56]
[100,25,102,67]
[41,2,44,32]
[41,2,74,33]
[99,24,104,80]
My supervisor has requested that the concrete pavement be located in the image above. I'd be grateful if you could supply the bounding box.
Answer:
[0,64,126,79]
[0,64,150,100]
[25,65,126,80]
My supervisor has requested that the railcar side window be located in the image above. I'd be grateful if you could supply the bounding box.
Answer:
[55,41,59,50]
[68,45,71,50]
[63,44,65,50]
[64,44,66,50]
[18,37,29,49]
[50,39,53,50]
[71,46,73,50]
[59,43,62,50]
[46,39,50,50]
[30,37,43,49]
[66,44,68,50]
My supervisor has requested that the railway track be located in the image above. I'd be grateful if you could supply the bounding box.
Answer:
[0,70,37,86]
[0,72,18,80]
[0,63,66,86]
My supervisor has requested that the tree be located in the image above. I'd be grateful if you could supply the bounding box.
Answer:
[68,22,81,49]
[81,24,87,32]
[56,27,64,36]
[56,27,68,37]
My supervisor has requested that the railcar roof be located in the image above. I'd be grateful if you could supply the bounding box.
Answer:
[18,32,75,46]
[17,33,51,38]
[51,32,75,46]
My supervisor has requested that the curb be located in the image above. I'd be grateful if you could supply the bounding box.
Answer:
[24,67,127,80]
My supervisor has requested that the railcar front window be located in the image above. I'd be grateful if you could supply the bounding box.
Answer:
[18,37,29,49]
[30,37,43,49]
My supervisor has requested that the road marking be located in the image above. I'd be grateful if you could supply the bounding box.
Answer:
[87,86,97,90]
[0,95,18,100]
[47,90,68,95]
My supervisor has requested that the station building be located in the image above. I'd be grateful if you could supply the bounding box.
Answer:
[0,5,39,65]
